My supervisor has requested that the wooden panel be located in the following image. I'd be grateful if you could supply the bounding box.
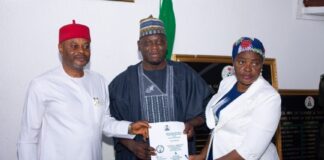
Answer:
[279,89,324,160]
[304,0,324,7]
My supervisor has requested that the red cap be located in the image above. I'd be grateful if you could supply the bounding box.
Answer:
[59,20,91,43]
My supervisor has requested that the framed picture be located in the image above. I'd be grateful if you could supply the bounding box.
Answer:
[172,54,278,92]
[172,54,282,159]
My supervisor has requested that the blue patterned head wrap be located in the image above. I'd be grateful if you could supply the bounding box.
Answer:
[232,37,265,60]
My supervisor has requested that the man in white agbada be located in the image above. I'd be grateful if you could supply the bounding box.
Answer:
[17,20,149,160]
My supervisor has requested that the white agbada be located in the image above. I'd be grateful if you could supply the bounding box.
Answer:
[17,66,134,160]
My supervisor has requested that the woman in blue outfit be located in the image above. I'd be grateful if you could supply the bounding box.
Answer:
[191,37,281,160]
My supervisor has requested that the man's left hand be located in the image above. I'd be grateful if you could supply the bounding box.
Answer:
[184,122,195,139]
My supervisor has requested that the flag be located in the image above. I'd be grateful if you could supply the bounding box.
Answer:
[159,0,176,60]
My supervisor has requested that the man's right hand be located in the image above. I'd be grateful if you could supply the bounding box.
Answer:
[120,139,155,160]
[129,120,150,140]
[189,154,205,160]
